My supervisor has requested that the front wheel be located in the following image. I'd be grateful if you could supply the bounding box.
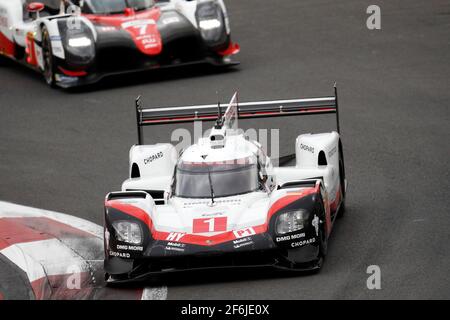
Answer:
[313,216,328,272]
[0,54,8,66]
[41,27,56,87]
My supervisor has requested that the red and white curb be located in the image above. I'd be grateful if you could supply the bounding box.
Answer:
[0,201,167,300]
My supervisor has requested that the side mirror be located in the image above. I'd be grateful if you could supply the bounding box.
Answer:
[27,2,45,15]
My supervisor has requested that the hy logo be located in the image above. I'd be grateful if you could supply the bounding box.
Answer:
[166,232,185,242]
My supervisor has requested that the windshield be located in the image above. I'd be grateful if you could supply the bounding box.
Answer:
[82,0,155,14]
[174,161,259,199]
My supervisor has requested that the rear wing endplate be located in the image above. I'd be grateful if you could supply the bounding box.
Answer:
[135,85,341,145]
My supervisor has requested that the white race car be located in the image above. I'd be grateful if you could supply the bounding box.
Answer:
[104,87,347,282]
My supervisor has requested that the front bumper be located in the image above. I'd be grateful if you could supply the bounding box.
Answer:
[54,55,238,89]
[104,232,320,283]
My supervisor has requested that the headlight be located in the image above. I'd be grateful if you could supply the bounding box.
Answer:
[196,1,225,43]
[112,221,142,244]
[68,36,92,48]
[199,18,221,30]
[275,210,309,235]
[58,19,95,65]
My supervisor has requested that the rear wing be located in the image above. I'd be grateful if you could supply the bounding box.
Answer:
[135,85,341,145]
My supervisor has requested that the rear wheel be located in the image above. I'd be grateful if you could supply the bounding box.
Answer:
[41,27,56,87]
[337,147,346,218]
[316,204,329,271]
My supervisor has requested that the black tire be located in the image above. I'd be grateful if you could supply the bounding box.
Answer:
[338,201,346,218]
[317,217,328,266]
[0,54,7,66]
[307,225,327,274]
[41,26,56,87]
[319,223,328,256]
[337,149,346,218]
[311,194,328,272]
[279,215,327,274]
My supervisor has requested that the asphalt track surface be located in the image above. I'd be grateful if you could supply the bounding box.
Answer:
[1,0,449,299]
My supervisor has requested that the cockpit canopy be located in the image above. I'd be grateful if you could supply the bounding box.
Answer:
[174,157,259,199]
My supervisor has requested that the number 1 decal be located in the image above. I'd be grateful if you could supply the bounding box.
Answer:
[193,217,227,233]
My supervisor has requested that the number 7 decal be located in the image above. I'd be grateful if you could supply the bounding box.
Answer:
[193,217,227,233]
[136,24,148,36]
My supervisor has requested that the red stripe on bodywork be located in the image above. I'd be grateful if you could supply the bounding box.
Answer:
[151,224,268,247]
[0,32,15,57]
[266,188,318,222]
[85,7,162,56]
[142,108,336,125]
[218,42,240,56]
[25,32,38,66]
[106,201,153,229]
[58,66,87,77]
[239,107,336,118]
[142,115,218,124]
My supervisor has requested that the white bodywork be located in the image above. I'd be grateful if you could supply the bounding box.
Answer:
[275,132,341,205]
[0,0,77,69]
[118,100,343,237]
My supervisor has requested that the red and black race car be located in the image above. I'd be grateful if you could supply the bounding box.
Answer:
[0,0,239,88]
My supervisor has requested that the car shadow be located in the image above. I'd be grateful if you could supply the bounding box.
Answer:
[0,57,45,83]
[104,266,319,291]
[66,63,241,94]
[1,57,240,94]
